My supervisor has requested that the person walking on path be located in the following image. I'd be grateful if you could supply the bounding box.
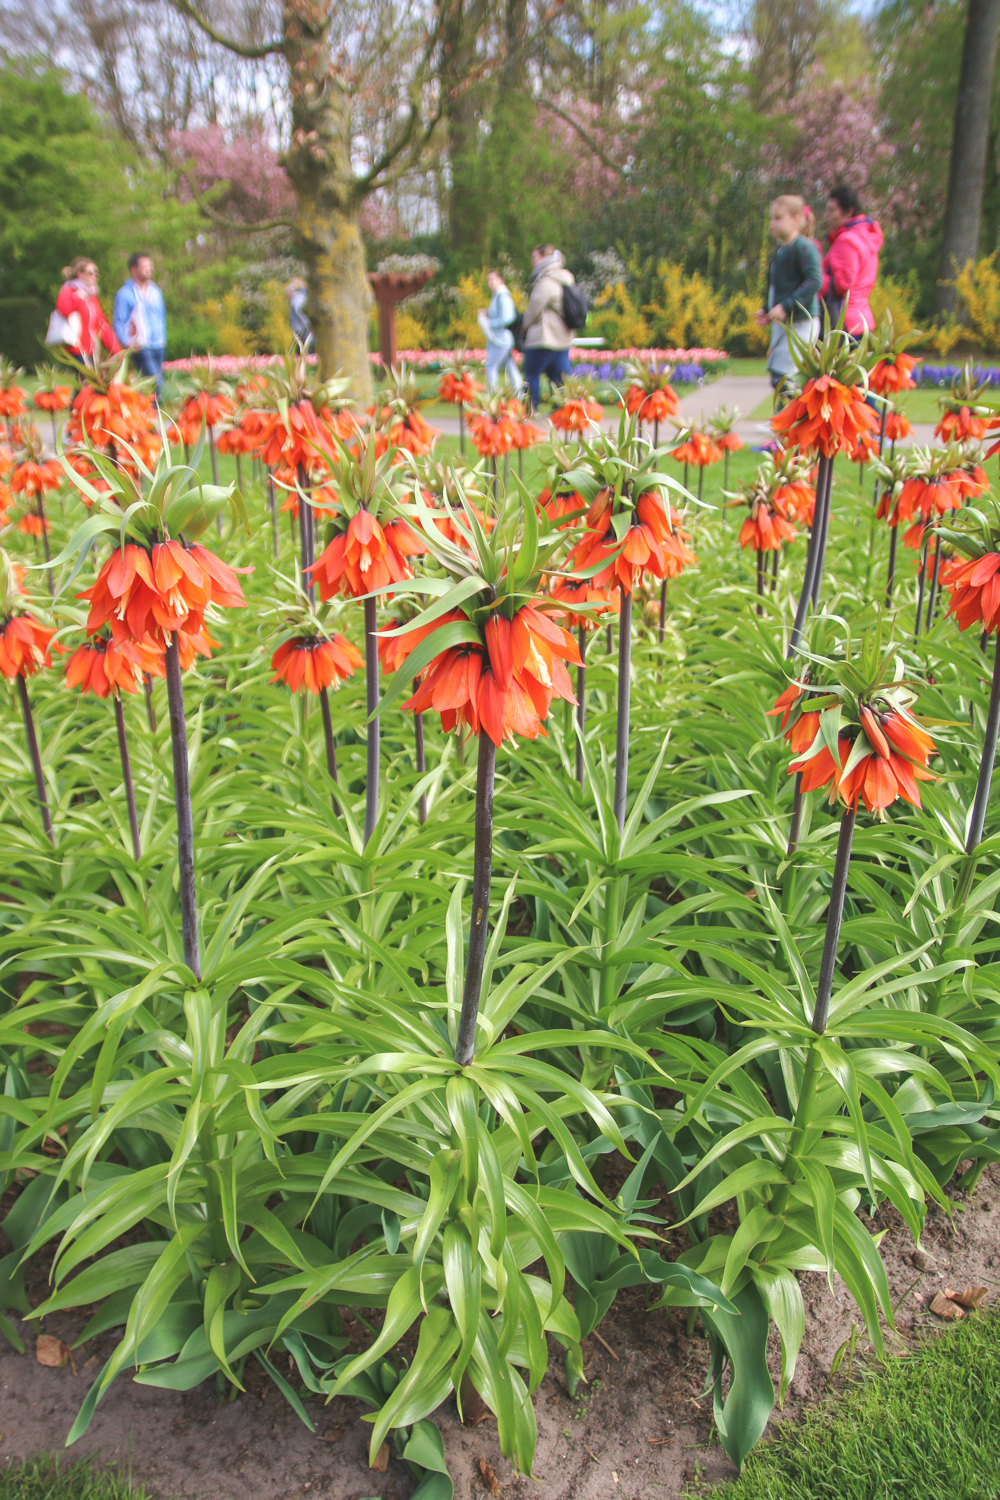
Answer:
[756,195,823,393]
[113,253,167,397]
[478,270,522,393]
[822,185,883,336]
[521,245,575,410]
[53,258,121,365]
[286,277,313,351]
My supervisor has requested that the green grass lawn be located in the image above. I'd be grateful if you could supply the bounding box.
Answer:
[700,1314,1000,1500]
[0,1460,150,1500]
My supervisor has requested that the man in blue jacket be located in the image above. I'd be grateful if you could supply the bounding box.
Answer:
[113,253,167,398]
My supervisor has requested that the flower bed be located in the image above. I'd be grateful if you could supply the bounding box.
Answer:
[164,346,729,377]
[914,363,1000,387]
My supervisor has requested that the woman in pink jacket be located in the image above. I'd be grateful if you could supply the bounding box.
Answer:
[821,185,883,335]
[54,257,121,361]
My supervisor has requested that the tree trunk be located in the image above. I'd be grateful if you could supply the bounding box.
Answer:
[440,0,488,263]
[283,4,373,401]
[936,0,1000,314]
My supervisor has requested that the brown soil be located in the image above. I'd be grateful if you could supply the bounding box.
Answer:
[2,1169,999,1500]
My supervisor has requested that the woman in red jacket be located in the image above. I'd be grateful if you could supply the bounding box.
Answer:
[822,185,883,336]
[54,258,121,361]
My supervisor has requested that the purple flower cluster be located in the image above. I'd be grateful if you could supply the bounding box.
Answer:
[914,364,1000,388]
[570,359,706,385]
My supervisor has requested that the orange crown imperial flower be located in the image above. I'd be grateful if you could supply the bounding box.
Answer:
[670,430,722,468]
[771,373,879,457]
[624,385,679,422]
[868,353,918,395]
[0,613,55,679]
[270,632,363,693]
[767,681,820,756]
[309,508,426,600]
[65,634,164,698]
[33,386,73,413]
[10,460,62,499]
[568,487,697,595]
[439,370,482,405]
[790,708,937,815]
[943,551,1000,634]
[401,604,581,747]
[80,539,248,648]
[551,396,604,434]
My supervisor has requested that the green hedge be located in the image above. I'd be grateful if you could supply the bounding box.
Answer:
[0,296,46,370]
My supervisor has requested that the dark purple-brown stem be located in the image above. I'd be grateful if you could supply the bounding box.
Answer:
[913,532,930,642]
[575,625,588,787]
[268,472,279,558]
[16,674,53,844]
[756,550,765,613]
[613,586,633,832]
[164,636,201,980]
[296,463,315,602]
[413,680,427,825]
[364,595,380,846]
[143,672,157,733]
[317,685,339,816]
[455,730,495,1066]
[658,579,668,642]
[885,526,899,607]
[114,693,141,860]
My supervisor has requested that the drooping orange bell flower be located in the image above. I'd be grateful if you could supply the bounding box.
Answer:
[942,551,1000,633]
[270,632,363,693]
[868,354,918,395]
[883,410,912,442]
[18,514,48,537]
[309,509,426,600]
[10,459,62,499]
[466,408,518,457]
[551,396,604,434]
[936,406,989,443]
[0,386,27,419]
[670,429,723,468]
[568,488,697,594]
[401,604,580,747]
[537,486,586,530]
[790,707,937,814]
[773,477,816,527]
[623,385,679,423]
[771,374,879,457]
[176,390,234,444]
[65,634,164,698]
[439,370,482,405]
[767,682,820,755]
[0,613,54,678]
[739,492,797,552]
[80,539,248,647]
[880,473,963,549]
[548,577,620,631]
[34,386,73,413]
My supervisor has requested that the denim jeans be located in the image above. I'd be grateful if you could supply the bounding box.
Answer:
[521,346,572,409]
[131,345,165,399]
[485,340,522,393]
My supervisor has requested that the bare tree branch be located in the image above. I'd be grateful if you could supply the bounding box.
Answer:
[537,97,629,178]
[178,169,294,231]
[354,7,446,191]
[167,0,284,60]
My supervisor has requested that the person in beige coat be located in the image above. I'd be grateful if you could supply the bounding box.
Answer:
[521,245,575,408]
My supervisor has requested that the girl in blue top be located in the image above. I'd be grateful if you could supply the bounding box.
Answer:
[479,270,523,393]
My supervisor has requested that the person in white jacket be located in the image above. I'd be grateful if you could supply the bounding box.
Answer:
[478,271,522,392]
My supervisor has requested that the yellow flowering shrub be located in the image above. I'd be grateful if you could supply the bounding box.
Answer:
[395,309,433,351]
[950,255,1000,351]
[449,272,491,347]
[197,292,253,357]
[590,281,652,348]
[723,291,769,356]
[868,276,920,341]
[645,263,728,350]
[261,281,292,353]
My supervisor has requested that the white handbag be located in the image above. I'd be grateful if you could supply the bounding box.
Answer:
[45,308,82,346]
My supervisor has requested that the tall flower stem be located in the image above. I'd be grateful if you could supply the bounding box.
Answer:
[143,672,157,733]
[363,594,380,846]
[296,463,315,601]
[809,456,835,608]
[413,690,427,825]
[772,803,855,1216]
[756,550,765,614]
[771,546,780,592]
[455,731,495,1066]
[812,804,856,1033]
[964,630,1000,859]
[458,402,465,455]
[913,533,930,642]
[613,586,633,832]
[164,636,201,980]
[235,454,243,494]
[114,694,141,860]
[785,771,804,857]
[871,405,887,508]
[16,674,53,845]
[789,454,833,654]
[318,685,339,810]
[658,578,668,642]
[925,535,943,632]
[606,621,613,655]
[885,527,899,608]
[724,449,730,492]
[267,472,279,558]
[575,625,587,788]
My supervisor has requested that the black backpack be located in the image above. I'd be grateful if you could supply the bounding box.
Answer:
[562,281,589,331]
